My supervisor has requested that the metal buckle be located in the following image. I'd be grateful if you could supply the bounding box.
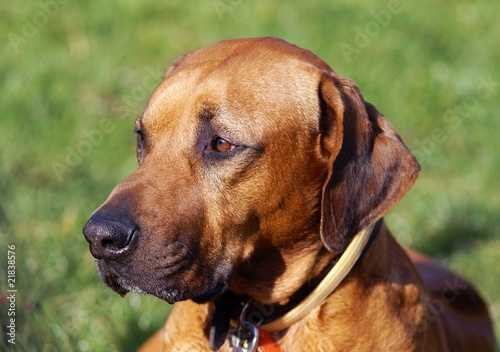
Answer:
[229,300,259,352]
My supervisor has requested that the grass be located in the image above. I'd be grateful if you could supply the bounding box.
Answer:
[0,0,499,350]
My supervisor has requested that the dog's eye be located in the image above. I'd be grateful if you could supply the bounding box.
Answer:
[135,129,145,163]
[135,129,145,147]
[135,129,144,140]
[212,137,235,153]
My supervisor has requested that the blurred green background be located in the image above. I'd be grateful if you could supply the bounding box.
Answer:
[1,0,498,350]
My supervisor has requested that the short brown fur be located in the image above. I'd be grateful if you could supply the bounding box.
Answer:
[82,37,495,351]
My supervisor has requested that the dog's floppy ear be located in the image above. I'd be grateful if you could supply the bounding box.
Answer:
[318,74,420,253]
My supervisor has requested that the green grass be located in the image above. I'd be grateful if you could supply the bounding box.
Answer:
[1,0,499,350]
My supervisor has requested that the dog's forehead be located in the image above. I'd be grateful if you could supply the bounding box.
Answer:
[140,38,327,141]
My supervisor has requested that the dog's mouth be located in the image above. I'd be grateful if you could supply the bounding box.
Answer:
[102,271,131,297]
[97,262,147,297]
[96,260,230,304]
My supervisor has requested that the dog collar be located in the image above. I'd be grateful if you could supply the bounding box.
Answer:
[260,221,378,332]
[209,221,379,350]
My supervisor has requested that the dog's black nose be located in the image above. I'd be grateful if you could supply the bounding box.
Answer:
[83,215,138,260]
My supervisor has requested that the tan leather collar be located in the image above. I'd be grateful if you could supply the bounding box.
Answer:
[260,221,378,332]
[209,221,379,349]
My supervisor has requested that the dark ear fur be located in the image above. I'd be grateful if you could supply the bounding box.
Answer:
[319,74,420,253]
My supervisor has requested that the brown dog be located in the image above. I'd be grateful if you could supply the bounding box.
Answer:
[83,37,495,351]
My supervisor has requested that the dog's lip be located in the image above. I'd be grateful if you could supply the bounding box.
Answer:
[100,272,228,303]
[96,256,231,303]
[102,270,130,297]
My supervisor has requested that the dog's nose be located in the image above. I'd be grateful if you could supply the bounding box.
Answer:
[83,215,138,260]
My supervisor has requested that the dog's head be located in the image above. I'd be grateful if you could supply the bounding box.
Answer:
[83,37,419,304]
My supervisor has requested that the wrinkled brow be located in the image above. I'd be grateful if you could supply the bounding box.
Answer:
[198,105,218,122]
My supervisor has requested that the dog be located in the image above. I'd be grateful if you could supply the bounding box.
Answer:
[83,37,495,351]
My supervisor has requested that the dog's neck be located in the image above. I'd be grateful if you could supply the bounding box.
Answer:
[231,219,384,302]
[209,220,383,348]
